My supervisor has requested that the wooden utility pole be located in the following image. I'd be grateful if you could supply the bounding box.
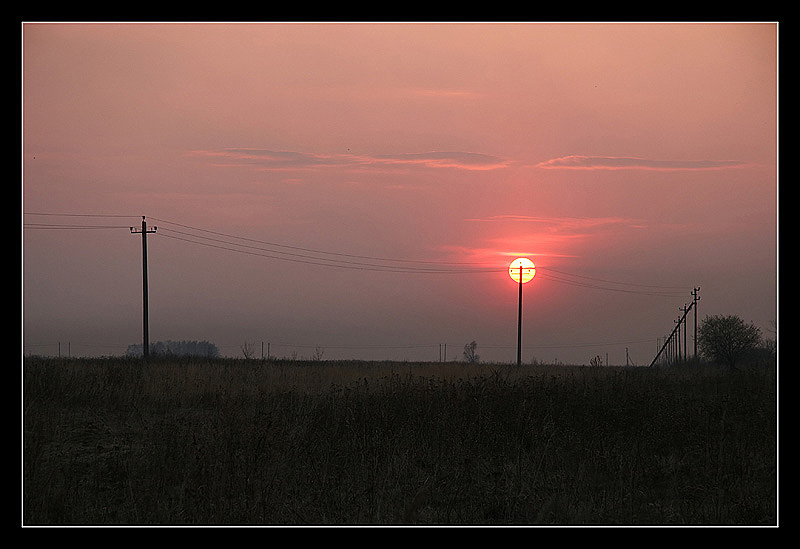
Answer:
[680,304,689,362]
[131,216,157,359]
[517,264,523,366]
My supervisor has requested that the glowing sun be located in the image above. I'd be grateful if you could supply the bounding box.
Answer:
[509,257,536,283]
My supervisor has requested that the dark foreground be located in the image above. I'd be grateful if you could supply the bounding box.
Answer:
[23,357,777,526]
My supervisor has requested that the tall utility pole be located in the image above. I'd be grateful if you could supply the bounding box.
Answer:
[131,216,157,359]
[692,287,700,359]
[517,264,523,366]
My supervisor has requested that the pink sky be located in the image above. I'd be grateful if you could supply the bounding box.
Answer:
[22,22,778,363]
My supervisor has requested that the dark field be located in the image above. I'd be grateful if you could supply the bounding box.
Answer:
[22,357,777,526]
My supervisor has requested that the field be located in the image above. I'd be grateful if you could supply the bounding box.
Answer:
[22,357,777,526]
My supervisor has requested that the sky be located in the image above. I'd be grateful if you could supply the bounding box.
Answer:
[22,22,778,364]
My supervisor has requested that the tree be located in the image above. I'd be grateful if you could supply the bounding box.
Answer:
[697,314,763,368]
[463,341,480,363]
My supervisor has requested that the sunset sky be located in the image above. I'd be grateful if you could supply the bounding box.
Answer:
[22,22,778,364]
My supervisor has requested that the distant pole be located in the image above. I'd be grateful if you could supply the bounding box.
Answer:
[517,264,523,366]
[681,304,688,361]
[131,216,157,359]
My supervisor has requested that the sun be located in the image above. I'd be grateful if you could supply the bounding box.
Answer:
[509,257,535,283]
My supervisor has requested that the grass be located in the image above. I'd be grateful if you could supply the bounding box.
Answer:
[22,356,777,525]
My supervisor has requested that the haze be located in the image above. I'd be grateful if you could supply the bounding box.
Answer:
[22,22,778,364]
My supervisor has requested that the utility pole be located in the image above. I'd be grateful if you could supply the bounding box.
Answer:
[131,216,157,359]
[692,287,700,360]
[680,304,689,362]
[517,264,523,366]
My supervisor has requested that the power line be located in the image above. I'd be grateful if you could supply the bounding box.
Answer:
[534,271,687,297]
[152,220,504,274]
[23,213,142,230]
[148,217,693,292]
[24,212,693,292]
[23,213,139,218]
[157,230,504,274]
[24,223,133,230]
[539,266,687,290]
[148,216,496,267]
[480,337,657,350]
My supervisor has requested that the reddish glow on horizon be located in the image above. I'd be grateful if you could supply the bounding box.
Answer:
[508,258,535,284]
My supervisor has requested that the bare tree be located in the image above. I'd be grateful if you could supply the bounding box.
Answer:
[241,341,256,360]
[698,314,763,369]
[463,341,480,363]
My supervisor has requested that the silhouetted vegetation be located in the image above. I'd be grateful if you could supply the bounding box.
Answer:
[125,340,220,359]
[462,341,480,363]
[23,356,776,525]
[698,315,764,369]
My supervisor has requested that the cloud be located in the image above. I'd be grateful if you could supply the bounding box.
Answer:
[190,149,507,172]
[465,215,638,230]
[372,152,507,170]
[535,155,749,171]
[451,215,643,264]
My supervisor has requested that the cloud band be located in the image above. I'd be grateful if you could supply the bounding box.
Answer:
[535,155,747,171]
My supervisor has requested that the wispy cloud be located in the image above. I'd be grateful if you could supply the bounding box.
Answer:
[535,155,749,171]
[449,215,644,265]
[465,215,639,230]
[190,148,508,171]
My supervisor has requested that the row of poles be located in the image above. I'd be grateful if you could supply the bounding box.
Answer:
[649,287,701,367]
[131,216,699,366]
[132,217,533,363]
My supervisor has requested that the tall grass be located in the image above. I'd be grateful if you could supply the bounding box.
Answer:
[22,356,777,525]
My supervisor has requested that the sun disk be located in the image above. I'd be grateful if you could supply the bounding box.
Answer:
[509,257,535,283]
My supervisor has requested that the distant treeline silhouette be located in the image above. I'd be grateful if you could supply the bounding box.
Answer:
[126,340,220,358]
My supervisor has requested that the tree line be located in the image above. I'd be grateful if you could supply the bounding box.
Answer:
[126,340,220,358]
[120,314,773,367]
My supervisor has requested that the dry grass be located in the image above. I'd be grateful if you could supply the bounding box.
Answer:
[23,356,777,525]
